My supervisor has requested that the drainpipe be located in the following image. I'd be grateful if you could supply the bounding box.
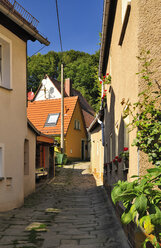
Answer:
[99,77,104,98]
[99,76,104,110]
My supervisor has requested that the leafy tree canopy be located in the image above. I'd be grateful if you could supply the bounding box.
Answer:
[27,50,101,111]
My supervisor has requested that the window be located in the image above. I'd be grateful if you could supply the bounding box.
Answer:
[45,113,60,126]
[74,120,80,130]
[0,144,4,178]
[110,134,113,162]
[124,116,129,148]
[0,34,12,89]
[24,139,29,175]
[124,125,129,148]
[115,123,119,156]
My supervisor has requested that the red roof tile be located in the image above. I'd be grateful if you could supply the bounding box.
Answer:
[82,110,95,128]
[27,96,78,136]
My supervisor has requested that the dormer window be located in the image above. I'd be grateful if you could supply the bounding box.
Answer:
[45,113,60,126]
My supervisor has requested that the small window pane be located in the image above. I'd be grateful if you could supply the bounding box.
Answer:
[45,113,60,126]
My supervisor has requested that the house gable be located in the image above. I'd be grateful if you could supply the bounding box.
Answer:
[34,76,61,101]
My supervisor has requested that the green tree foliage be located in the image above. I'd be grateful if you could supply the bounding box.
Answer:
[27,50,101,111]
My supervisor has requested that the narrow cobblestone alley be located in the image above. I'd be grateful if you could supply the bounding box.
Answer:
[0,162,130,248]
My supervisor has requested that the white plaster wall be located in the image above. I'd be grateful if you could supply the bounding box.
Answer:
[35,77,61,101]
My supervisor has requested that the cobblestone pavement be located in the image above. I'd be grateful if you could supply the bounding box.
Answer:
[0,162,130,248]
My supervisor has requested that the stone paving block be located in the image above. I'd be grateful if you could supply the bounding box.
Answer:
[0,245,15,248]
[80,238,104,245]
[71,234,96,239]
[0,235,28,244]
[42,237,60,247]
[2,227,26,236]
[61,239,78,245]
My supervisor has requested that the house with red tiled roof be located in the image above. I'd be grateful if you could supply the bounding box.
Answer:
[32,75,95,128]
[28,75,95,159]
[27,96,88,160]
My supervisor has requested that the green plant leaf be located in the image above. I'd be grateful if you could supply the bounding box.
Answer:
[131,175,139,178]
[143,237,150,248]
[111,186,122,204]
[134,194,147,214]
[150,206,161,226]
[121,211,133,225]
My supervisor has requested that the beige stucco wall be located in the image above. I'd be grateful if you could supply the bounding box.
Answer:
[137,0,161,176]
[90,125,104,186]
[104,0,139,184]
[24,128,36,197]
[65,101,87,160]
[104,0,161,184]
[0,25,27,211]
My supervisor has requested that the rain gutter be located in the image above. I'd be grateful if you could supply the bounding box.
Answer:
[0,4,50,45]
[99,0,110,77]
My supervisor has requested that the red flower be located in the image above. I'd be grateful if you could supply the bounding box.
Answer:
[113,159,116,163]
[103,75,106,78]
[100,81,102,84]
[106,73,109,76]
[124,147,128,151]
[104,89,107,92]
[115,156,119,159]
[118,158,122,163]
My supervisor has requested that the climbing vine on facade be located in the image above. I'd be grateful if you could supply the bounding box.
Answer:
[111,51,161,247]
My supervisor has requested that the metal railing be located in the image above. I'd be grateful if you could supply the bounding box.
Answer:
[0,0,39,29]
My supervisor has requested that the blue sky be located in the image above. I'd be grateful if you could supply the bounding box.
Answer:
[16,0,104,56]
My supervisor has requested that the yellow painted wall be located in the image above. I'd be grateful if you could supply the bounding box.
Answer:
[65,101,87,160]
[0,25,27,211]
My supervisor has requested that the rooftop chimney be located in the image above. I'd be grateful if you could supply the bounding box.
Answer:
[64,78,72,97]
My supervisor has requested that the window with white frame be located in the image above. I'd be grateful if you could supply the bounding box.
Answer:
[122,0,131,23]
[74,120,80,130]
[0,34,12,89]
[0,145,4,178]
